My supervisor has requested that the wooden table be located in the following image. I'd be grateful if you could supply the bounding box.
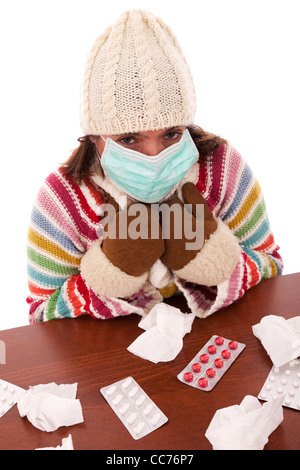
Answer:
[0,273,300,451]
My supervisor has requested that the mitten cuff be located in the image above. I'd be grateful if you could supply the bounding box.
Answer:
[80,240,148,298]
[173,219,241,286]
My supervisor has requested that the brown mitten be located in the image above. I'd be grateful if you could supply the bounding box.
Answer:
[160,182,218,271]
[102,195,164,277]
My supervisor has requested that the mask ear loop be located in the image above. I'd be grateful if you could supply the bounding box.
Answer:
[95,136,107,160]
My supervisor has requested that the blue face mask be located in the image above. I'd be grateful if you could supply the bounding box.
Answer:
[99,129,199,203]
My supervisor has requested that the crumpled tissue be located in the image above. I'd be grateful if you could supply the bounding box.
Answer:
[17,382,83,432]
[28,382,78,399]
[35,434,74,450]
[127,303,195,363]
[252,315,300,367]
[205,395,284,450]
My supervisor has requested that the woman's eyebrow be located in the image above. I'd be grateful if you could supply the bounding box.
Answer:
[115,127,184,142]
[118,132,141,137]
[121,127,181,138]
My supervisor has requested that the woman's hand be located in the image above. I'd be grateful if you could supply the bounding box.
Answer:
[160,183,218,271]
[102,195,164,276]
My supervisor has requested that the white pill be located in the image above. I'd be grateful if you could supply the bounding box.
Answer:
[281,378,287,385]
[7,398,14,406]
[8,386,15,393]
[0,395,6,402]
[261,392,267,399]
[277,387,283,394]
[128,386,138,398]
[136,394,146,407]
[112,394,123,406]
[293,381,299,388]
[274,367,280,373]
[143,403,154,416]
[119,403,130,415]
[266,384,271,391]
[285,370,291,376]
[289,390,295,397]
[127,412,137,425]
[269,375,275,382]
[106,385,116,396]
[134,422,145,435]
[151,412,161,426]
[285,399,291,406]
[122,378,132,390]
[1,383,7,390]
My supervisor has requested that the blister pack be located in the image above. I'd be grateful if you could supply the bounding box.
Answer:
[100,377,168,439]
[0,379,25,417]
[177,335,246,391]
[258,359,300,410]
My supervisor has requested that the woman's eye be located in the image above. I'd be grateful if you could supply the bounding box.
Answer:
[119,137,135,145]
[165,132,181,141]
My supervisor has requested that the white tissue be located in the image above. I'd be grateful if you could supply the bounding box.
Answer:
[127,303,195,363]
[29,382,78,399]
[17,382,83,432]
[252,315,300,367]
[35,434,74,450]
[205,395,284,450]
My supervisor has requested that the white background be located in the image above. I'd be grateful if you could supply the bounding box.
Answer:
[0,0,299,330]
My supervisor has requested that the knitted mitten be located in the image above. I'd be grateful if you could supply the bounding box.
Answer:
[160,182,217,271]
[102,195,164,276]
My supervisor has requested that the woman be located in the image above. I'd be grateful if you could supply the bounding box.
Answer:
[27,9,283,323]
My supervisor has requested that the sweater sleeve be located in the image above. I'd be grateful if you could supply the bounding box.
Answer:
[173,143,283,318]
[27,168,161,323]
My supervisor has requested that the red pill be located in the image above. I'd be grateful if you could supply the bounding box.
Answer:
[214,358,224,368]
[207,345,217,354]
[200,354,209,363]
[229,340,238,350]
[215,336,224,346]
[192,363,201,373]
[198,377,208,388]
[206,368,216,378]
[221,349,231,359]
[184,372,194,382]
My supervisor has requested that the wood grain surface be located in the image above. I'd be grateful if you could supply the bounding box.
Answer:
[0,273,299,450]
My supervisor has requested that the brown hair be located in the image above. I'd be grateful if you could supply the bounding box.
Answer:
[63,125,226,184]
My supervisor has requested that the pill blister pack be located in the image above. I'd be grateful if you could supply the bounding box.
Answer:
[258,359,300,410]
[177,335,246,391]
[100,377,168,440]
[0,379,25,418]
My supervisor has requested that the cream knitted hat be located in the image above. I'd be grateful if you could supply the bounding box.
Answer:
[80,9,196,136]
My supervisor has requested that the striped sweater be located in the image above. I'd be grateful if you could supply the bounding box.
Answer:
[27,142,283,323]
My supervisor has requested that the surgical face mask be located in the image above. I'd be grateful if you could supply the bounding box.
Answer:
[98,129,199,203]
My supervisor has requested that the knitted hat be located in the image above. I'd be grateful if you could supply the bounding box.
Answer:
[80,9,196,136]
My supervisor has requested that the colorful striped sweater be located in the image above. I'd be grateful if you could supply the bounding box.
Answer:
[27,142,283,323]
